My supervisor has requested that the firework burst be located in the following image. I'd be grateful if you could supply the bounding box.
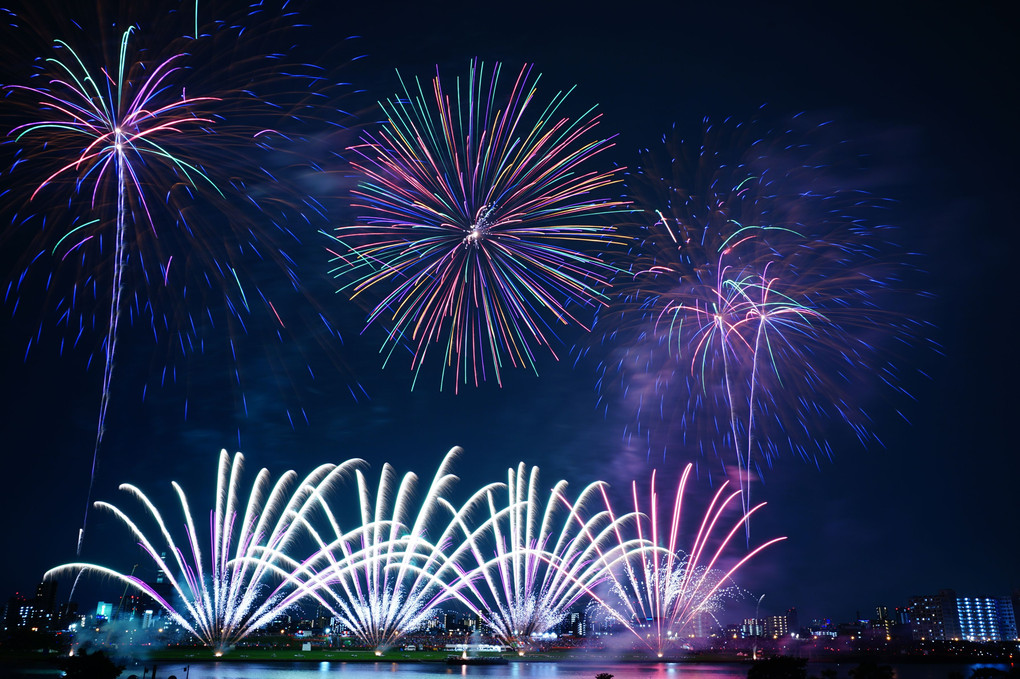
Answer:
[2,4,359,553]
[45,450,362,652]
[437,462,641,650]
[595,463,785,656]
[330,58,628,391]
[594,116,925,511]
[264,448,489,649]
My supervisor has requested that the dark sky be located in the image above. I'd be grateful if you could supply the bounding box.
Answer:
[0,0,1016,628]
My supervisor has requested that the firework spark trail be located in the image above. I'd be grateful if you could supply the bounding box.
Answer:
[43,450,789,654]
[259,447,497,649]
[4,8,362,558]
[6,26,221,555]
[657,225,835,519]
[594,463,785,655]
[432,463,643,650]
[593,117,925,519]
[45,450,363,651]
[329,58,629,391]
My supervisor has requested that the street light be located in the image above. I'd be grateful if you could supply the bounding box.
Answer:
[753,594,765,661]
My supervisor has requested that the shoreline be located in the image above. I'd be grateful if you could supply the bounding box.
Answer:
[3,647,1013,668]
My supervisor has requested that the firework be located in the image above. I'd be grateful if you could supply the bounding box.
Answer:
[263,447,491,649]
[43,450,789,654]
[595,117,923,511]
[329,58,628,391]
[594,464,785,655]
[45,450,363,651]
[436,462,642,651]
[5,25,219,553]
[3,5,358,554]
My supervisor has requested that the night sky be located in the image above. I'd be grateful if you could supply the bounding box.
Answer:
[0,0,1016,628]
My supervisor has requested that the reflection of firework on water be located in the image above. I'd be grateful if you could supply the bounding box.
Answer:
[595,464,785,655]
[595,117,925,509]
[2,5,358,553]
[438,463,641,650]
[330,58,628,391]
[45,451,361,652]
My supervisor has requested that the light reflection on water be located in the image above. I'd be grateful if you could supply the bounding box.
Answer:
[105,662,1007,679]
[118,662,736,679]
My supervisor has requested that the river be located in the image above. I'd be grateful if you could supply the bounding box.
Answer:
[5,659,1007,679]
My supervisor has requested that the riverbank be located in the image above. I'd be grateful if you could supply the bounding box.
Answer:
[142,648,702,663]
[1,646,1014,676]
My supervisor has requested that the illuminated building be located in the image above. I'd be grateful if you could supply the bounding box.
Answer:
[909,590,1020,642]
[96,601,113,621]
[954,595,1018,641]
[740,618,762,638]
[764,614,789,638]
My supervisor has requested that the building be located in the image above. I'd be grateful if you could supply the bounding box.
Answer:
[763,614,789,639]
[740,608,795,640]
[955,595,1019,642]
[96,601,114,622]
[908,594,947,641]
[805,619,836,638]
[740,618,762,638]
[4,592,28,631]
[560,610,586,637]
[909,590,1020,642]
[4,582,60,632]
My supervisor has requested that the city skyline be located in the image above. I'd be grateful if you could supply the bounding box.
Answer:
[8,579,1019,649]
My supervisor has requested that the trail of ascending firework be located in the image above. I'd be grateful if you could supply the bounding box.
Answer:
[330,58,629,391]
[5,8,360,561]
[46,451,363,651]
[6,26,220,555]
[595,117,925,522]
[596,464,786,656]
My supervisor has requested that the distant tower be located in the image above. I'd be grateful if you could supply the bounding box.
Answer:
[4,592,28,631]
[786,607,799,634]
[31,581,58,630]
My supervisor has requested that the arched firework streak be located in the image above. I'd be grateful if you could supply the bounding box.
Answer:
[257,447,500,649]
[45,450,363,651]
[44,451,783,655]
[433,463,645,650]
[595,464,786,655]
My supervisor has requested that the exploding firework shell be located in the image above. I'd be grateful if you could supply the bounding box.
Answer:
[592,116,926,513]
[331,58,629,391]
[45,451,363,651]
